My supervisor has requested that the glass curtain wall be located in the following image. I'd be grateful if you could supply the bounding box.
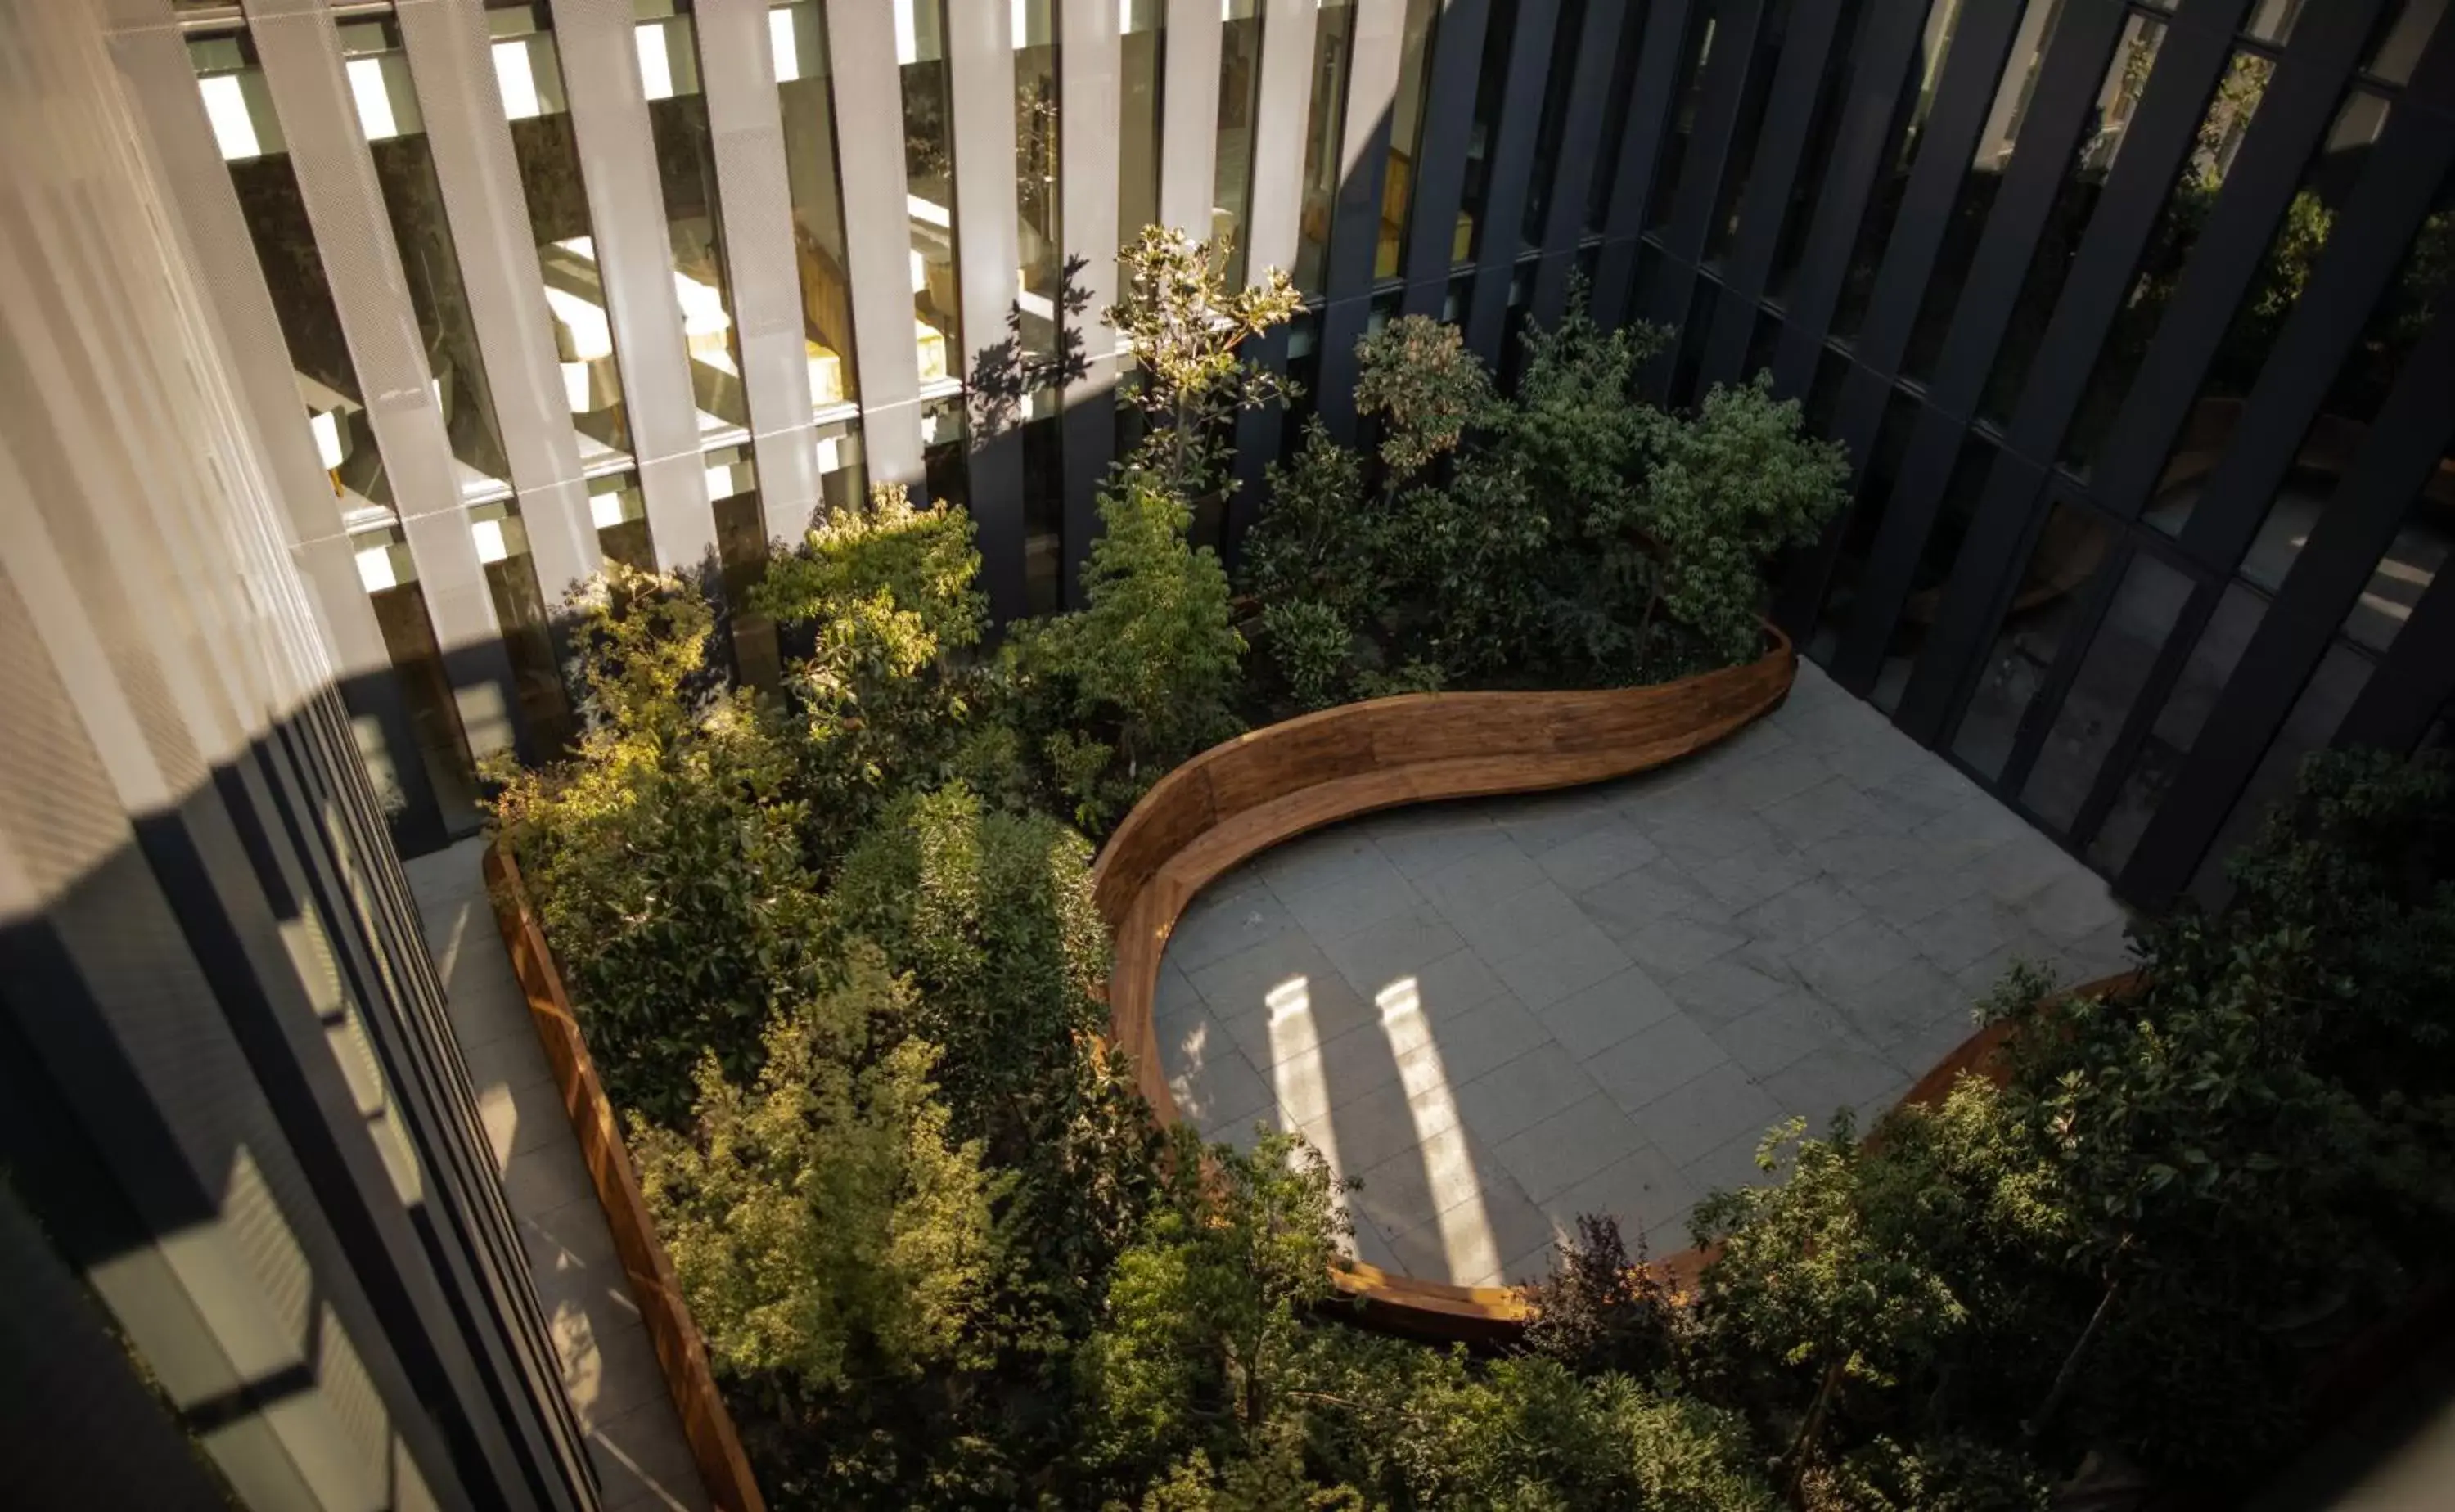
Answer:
[771,0,859,407]
[633,2,750,440]
[1294,0,1357,295]
[468,501,578,754]
[1016,0,1065,614]
[353,527,485,832]
[1377,0,1442,279]
[1214,0,1266,282]
[900,0,962,384]
[484,1,636,467]
[1119,0,1164,247]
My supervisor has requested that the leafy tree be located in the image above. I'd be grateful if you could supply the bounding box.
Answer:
[1389,453,1554,677]
[1015,470,1246,824]
[1244,418,1377,621]
[1109,226,1300,500]
[489,568,819,1124]
[1352,313,1495,479]
[1079,1127,1350,1476]
[1523,1214,1687,1381]
[632,947,1005,1402]
[1621,376,1850,668]
[1259,598,1351,711]
[751,482,999,865]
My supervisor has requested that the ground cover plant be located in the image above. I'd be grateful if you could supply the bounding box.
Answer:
[489,228,2453,1509]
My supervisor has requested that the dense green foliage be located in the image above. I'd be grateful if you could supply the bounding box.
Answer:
[493,225,2454,1508]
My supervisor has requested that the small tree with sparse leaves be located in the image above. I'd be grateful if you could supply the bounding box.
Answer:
[1109,226,1301,502]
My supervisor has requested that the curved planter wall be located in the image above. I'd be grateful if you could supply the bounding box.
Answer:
[1091,629,1802,1338]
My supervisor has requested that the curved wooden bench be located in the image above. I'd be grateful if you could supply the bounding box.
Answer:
[1091,628,1799,1336]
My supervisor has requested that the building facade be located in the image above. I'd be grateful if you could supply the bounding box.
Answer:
[145,0,2455,907]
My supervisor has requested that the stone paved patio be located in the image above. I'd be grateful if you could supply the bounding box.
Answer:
[1153,663,2133,1289]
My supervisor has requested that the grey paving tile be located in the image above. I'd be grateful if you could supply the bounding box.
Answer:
[1682,1126,1782,1207]
[1211,968,1381,1071]
[1842,862,1971,930]
[1575,861,1718,938]
[502,1133,597,1217]
[1950,937,2070,1001]
[1268,1015,1420,1127]
[1784,915,1923,1001]
[587,1396,709,1508]
[1347,1128,1520,1248]
[1372,812,1519,880]
[1495,792,1628,855]
[1636,806,1786,870]
[1663,954,1791,1026]
[2019,868,2128,944]
[1800,826,1928,884]
[1584,1012,1729,1115]
[1291,866,1423,945]
[1534,1141,1699,1246]
[1395,992,1554,1089]
[1912,893,2033,974]
[1818,722,1933,790]
[1164,872,1298,972]
[1444,878,1588,963]
[1417,844,1550,916]
[1711,989,1854,1078]
[1532,820,1664,892]
[1387,1177,1561,1287]
[1155,958,1205,1026]
[1494,1092,1651,1204]
[1255,828,1394,902]
[1620,912,1750,978]
[1880,1002,1992,1085]
[1684,844,1818,911]
[1705,745,1835,812]
[1633,1060,1787,1168]
[1831,957,1973,1060]
[1493,920,1633,1008]
[1759,1042,1910,1135]
[1538,964,1680,1060]
[1909,797,2037,869]
[2061,918,2137,983]
[1187,930,1343,1020]
[1388,946,1513,1023]
[459,1017,554,1097]
[552,1311,672,1424]
[1318,902,1468,1003]
[1449,1042,1601,1147]
[1958,838,2087,908]
[1876,758,1990,825]
[1759,776,1891,849]
[1300,1071,1459,1177]
[1734,876,1867,956]
[1159,1010,1280,1131]
[1345,1213,1403,1272]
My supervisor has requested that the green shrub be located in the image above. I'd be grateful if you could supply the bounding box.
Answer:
[1260,598,1351,711]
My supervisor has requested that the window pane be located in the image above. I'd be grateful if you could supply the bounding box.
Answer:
[1809,389,1920,665]
[2059,47,2281,473]
[900,0,960,380]
[354,526,484,835]
[1768,2,1870,299]
[633,2,748,439]
[2363,0,2447,83]
[922,394,970,515]
[485,2,636,465]
[1213,0,1267,284]
[816,418,867,516]
[1295,0,1358,294]
[1646,0,1722,232]
[1949,499,2119,780]
[1016,0,1061,361]
[2185,641,2372,909]
[1899,0,2067,380]
[705,447,778,687]
[2343,475,2454,654]
[2221,173,2454,582]
[1024,407,1063,614]
[470,502,578,753]
[1872,433,1995,712]
[1119,0,1164,244]
[771,0,858,407]
[2018,548,2192,831]
[1377,0,1444,277]
[2089,581,2262,873]
[1583,1,1644,236]
[2139,95,2391,534]
[1454,0,1520,264]
[1833,0,1971,338]
[1704,0,1820,268]
[590,471,656,570]
[1979,12,2169,422]
[339,20,513,498]
[192,31,398,511]
[1520,0,1588,251]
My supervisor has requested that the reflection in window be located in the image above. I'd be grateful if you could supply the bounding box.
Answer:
[634,2,747,439]
[2242,0,2309,43]
[771,0,858,406]
[705,447,779,687]
[2164,172,2453,562]
[487,2,635,465]
[1978,12,2166,421]
[2060,47,2286,472]
[1377,0,1443,278]
[1294,0,1358,295]
[1899,0,2066,379]
[2089,583,2263,874]
[1872,434,1996,712]
[1016,1,1062,365]
[1768,2,1870,299]
[2363,0,2445,83]
[2186,641,2372,909]
[1833,0,1971,338]
[1809,390,1921,667]
[1584,2,1646,236]
[354,526,484,835]
[1455,0,1520,265]
[1119,1,1164,244]
[469,502,576,754]
[2019,549,2191,833]
[1951,497,2116,776]
[1214,0,1267,284]
[922,395,970,515]
[1704,0,1821,267]
[815,419,868,518]
[899,0,961,380]
[591,472,656,571]
[1520,0,1588,251]
[338,20,512,499]
[1646,1,1723,232]
[193,31,398,512]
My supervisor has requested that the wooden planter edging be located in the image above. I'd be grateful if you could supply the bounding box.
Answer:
[1091,628,1803,1339]
[482,847,765,1512]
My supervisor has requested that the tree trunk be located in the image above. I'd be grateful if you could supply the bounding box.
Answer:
[1782,1357,1846,1505]
[2026,1269,2124,1447]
